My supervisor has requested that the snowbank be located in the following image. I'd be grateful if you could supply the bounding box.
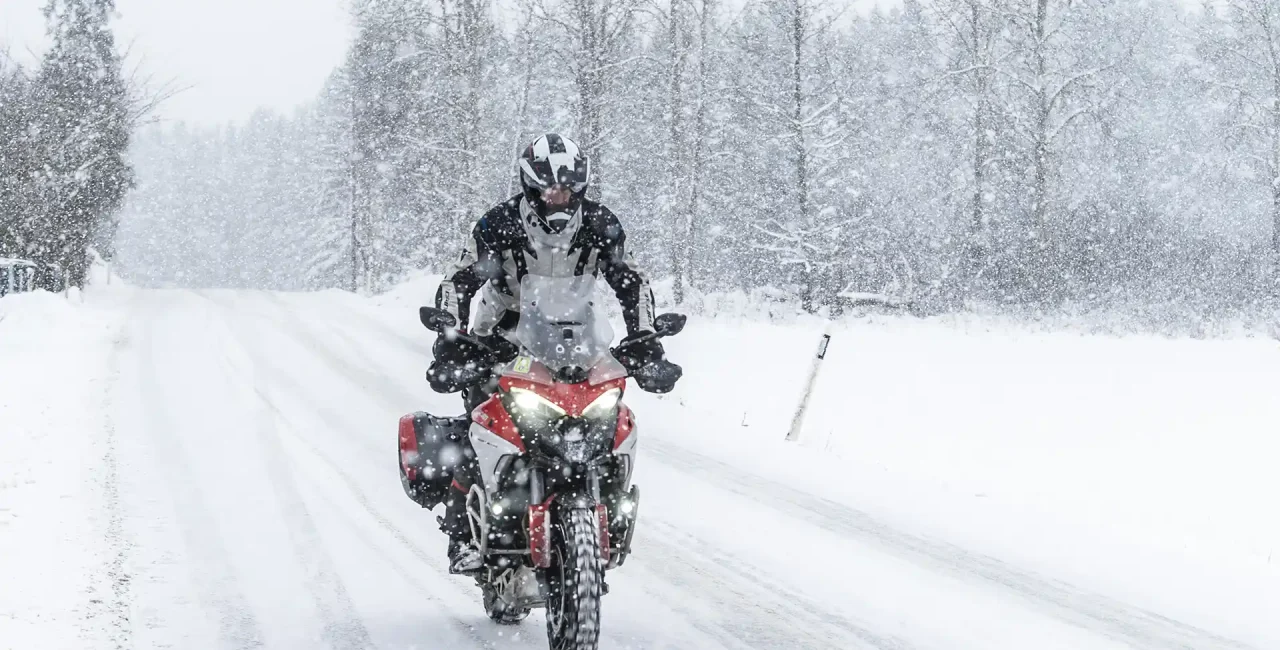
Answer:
[0,285,130,648]
[626,316,1280,644]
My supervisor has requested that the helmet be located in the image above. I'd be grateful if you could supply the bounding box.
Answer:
[518,133,591,235]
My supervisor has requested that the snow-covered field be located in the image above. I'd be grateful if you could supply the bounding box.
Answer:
[1,278,1277,649]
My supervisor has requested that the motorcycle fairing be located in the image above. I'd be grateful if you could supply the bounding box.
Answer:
[473,395,524,451]
[613,405,637,485]
[613,404,635,451]
[470,420,522,494]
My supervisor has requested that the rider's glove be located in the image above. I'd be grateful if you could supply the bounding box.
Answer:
[477,333,520,365]
[428,335,492,393]
[613,331,665,372]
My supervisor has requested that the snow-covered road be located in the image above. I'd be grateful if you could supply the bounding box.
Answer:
[2,287,1275,649]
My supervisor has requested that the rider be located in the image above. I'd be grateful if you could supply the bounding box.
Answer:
[429,133,674,572]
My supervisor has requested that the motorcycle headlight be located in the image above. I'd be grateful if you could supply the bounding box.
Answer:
[508,387,566,418]
[582,388,621,419]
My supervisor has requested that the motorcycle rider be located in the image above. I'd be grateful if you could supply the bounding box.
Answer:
[428,133,676,573]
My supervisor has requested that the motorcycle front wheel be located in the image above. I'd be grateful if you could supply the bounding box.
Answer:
[543,507,604,650]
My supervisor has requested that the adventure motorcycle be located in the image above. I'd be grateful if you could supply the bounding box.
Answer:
[398,274,684,650]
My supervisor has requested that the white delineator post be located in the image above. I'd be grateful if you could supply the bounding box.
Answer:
[786,329,832,442]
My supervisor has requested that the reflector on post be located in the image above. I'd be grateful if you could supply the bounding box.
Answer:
[786,330,832,442]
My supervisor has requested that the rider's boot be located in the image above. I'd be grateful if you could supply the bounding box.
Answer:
[448,538,483,574]
[440,486,483,573]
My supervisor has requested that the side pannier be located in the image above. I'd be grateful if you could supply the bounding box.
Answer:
[397,412,472,509]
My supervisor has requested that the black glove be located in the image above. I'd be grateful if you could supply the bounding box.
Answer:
[614,332,682,393]
[428,335,493,393]
[477,333,519,365]
[632,359,682,393]
[613,332,665,373]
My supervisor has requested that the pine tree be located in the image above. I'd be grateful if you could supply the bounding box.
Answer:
[32,0,133,287]
[0,57,37,259]
[308,69,359,291]
[347,0,433,290]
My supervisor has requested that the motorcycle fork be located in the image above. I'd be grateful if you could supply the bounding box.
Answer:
[588,467,601,502]
[527,465,603,570]
[530,466,545,504]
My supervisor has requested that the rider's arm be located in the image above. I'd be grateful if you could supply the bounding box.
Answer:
[597,212,657,336]
[435,216,502,332]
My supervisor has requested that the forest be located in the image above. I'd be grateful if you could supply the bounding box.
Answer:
[8,1,1280,322]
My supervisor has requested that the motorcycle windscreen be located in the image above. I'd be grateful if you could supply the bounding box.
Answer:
[515,274,615,372]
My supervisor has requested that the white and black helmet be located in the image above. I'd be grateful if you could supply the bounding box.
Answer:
[518,133,591,235]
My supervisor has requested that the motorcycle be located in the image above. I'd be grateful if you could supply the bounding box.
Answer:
[398,274,684,650]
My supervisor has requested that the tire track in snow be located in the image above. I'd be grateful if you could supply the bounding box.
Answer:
[209,292,521,650]
[646,440,1257,650]
[266,291,431,359]
[633,519,914,650]
[202,307,374,650]
[133,297,264,650]
[238,293,755,649]
[86,320,135,649]
[238,394,509,650]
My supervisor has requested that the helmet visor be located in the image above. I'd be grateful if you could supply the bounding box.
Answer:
[520,155,589,193]
[542,185,573,210]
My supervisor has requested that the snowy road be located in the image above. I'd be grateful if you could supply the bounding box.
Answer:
[2,287,1274,649]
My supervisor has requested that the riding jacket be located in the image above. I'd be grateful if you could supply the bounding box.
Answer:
[434,195,657,338]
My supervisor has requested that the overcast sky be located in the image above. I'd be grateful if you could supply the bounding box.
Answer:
[2,0,352,126]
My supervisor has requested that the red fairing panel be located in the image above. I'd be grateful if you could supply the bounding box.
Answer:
[613,404,635,450]
[529,499,553,568]
[474,395,525,452]
[498,375,626,417]
[597,504,611,563]
[398,414,419,480]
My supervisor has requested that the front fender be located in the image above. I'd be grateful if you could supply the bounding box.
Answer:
[551,491,611,565]
[530,491,610,568]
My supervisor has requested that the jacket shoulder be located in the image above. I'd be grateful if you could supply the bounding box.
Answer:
[475,198,525,246]
[581,200,625,246]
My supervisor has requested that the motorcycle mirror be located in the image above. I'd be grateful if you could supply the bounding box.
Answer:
[420,306,458,333]
[654,313,687,337]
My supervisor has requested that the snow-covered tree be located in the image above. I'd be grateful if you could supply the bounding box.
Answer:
[534,0,643,195]
[30,0,133,286]
[1206,0,1280,280]
[101,0,1280,322]
[346,0,434,290]
[0,56,38,259]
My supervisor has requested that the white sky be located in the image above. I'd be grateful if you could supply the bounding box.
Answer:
[2,0,352,126]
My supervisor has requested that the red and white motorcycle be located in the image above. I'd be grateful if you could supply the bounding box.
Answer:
[399,274,684,650]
